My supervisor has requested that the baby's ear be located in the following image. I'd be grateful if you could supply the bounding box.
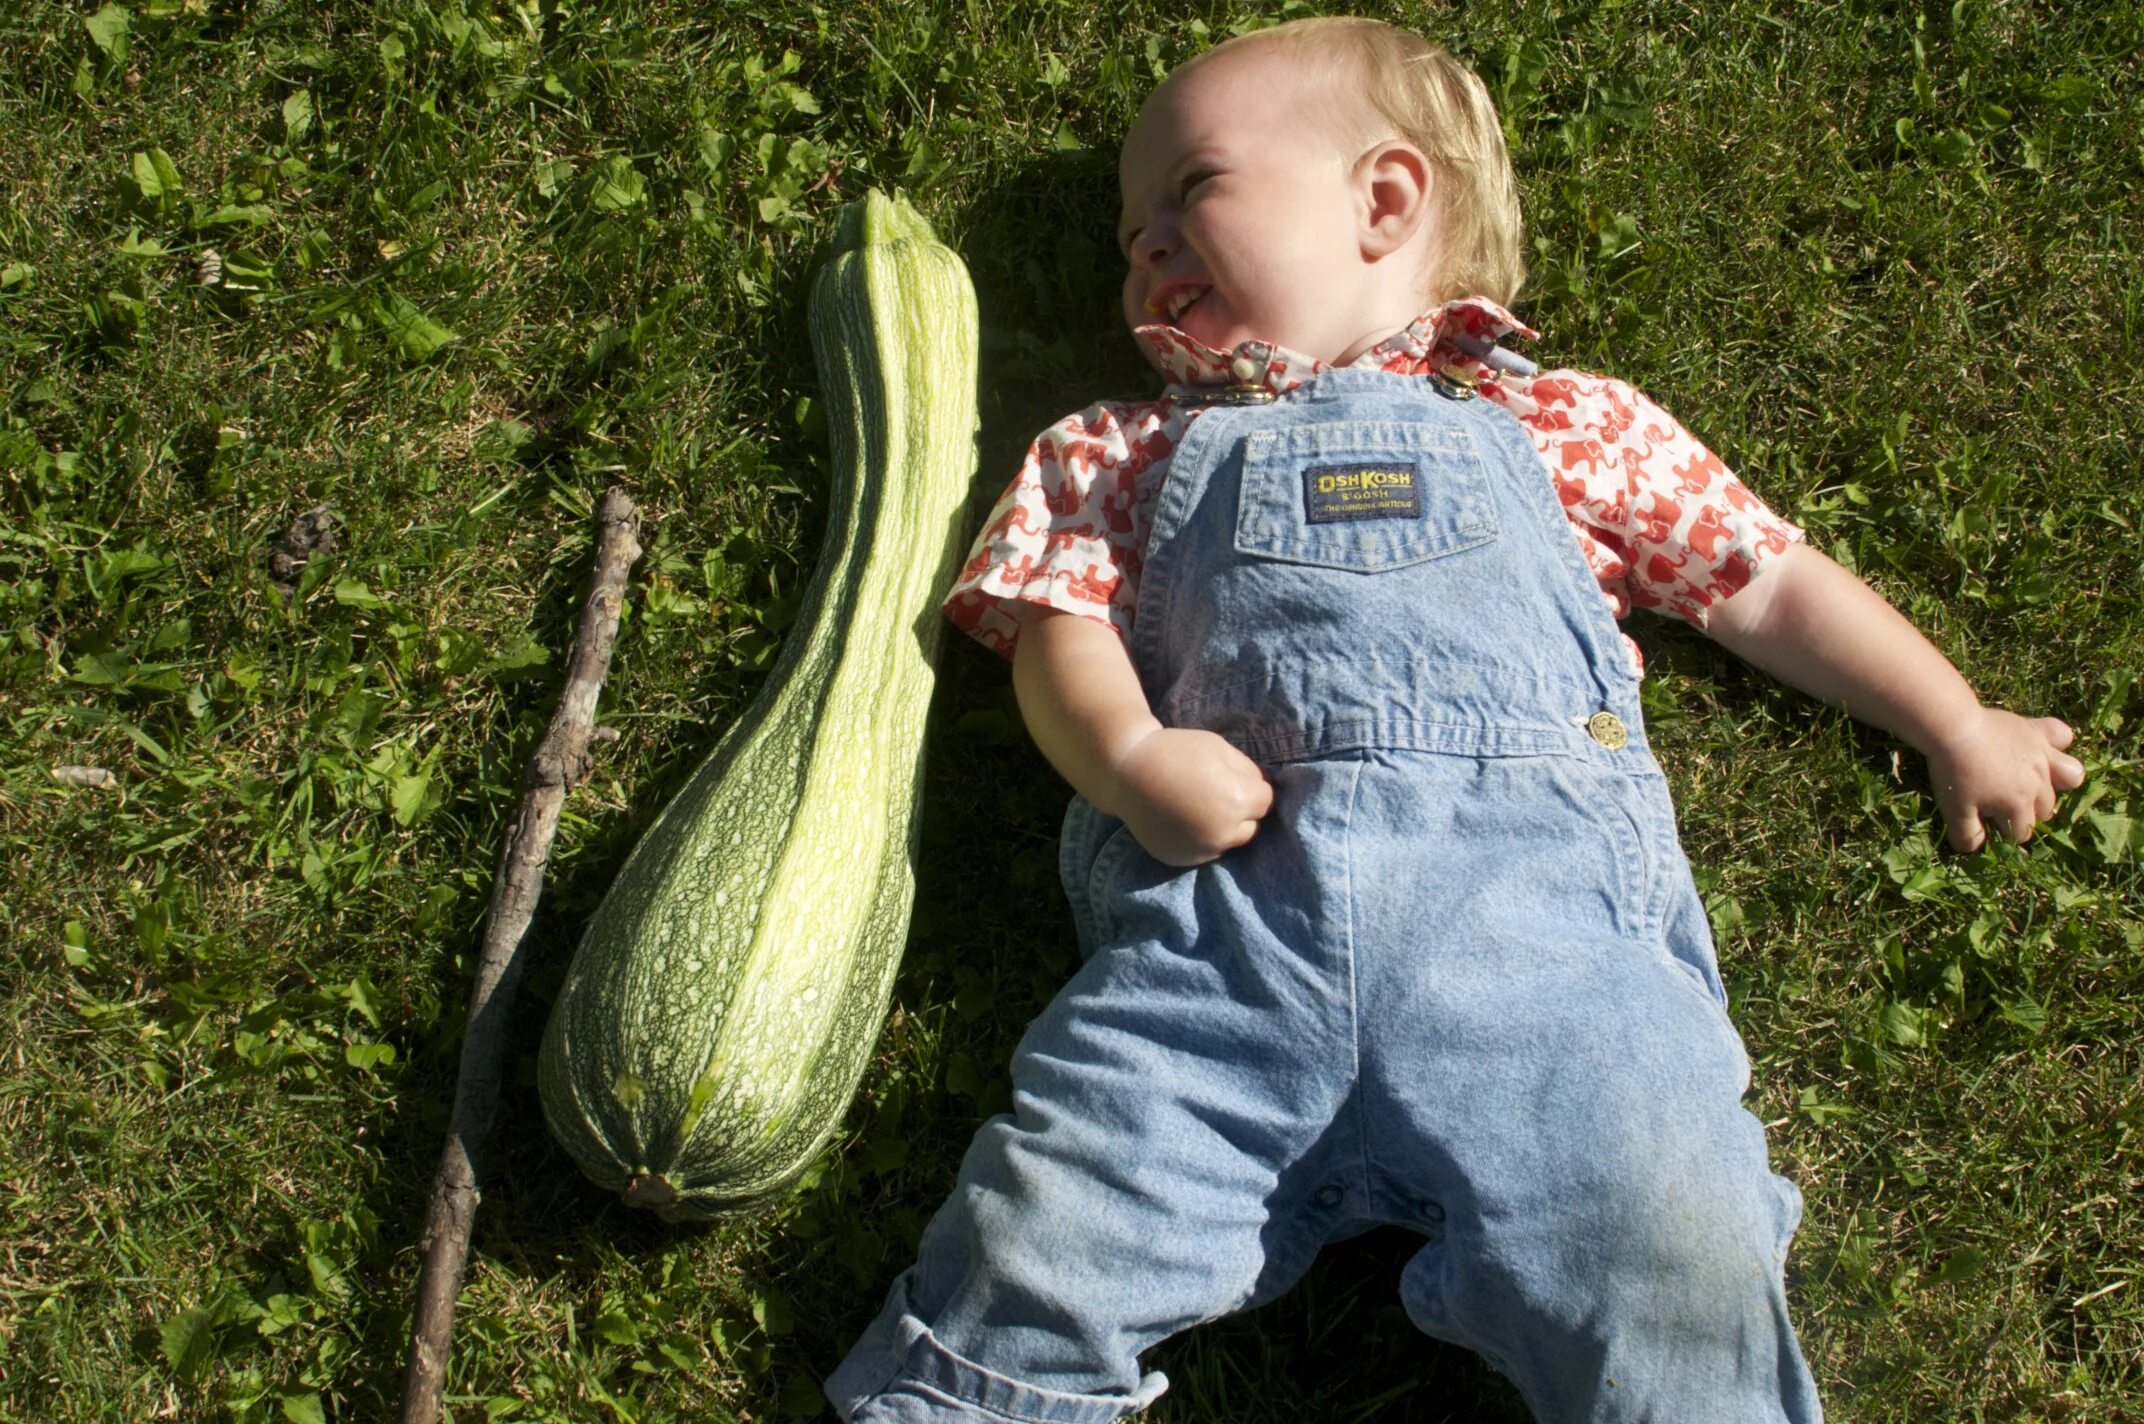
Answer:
[1356,140,1434,260]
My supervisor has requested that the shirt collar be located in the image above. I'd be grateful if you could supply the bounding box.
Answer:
[1133,297,1538,401]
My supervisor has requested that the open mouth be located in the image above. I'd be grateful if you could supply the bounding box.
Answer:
[1154,285,1209,324]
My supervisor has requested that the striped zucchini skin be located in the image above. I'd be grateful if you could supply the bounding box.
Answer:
[537,191,979,1219]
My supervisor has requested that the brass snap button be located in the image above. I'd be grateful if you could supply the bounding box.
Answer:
[1586,710,1628,750]
[1429,365,1481,401]
[1312,1183,1344,1209]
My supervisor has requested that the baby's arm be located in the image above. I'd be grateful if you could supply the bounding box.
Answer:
[1012,606,1274,866]
[1705,542,2085,850]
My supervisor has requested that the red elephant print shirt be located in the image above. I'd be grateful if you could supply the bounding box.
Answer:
[943,298,1804,677]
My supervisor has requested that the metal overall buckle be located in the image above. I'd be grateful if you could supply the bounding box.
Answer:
[1173,353,1278,408]
[1429,364,1482,401]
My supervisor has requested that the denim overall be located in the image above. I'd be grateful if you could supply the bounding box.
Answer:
[829,368,1823,1423]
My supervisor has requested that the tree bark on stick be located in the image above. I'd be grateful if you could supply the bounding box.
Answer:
[400,488,643,1424]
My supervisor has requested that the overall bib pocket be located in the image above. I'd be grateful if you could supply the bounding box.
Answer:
[1233,420,1499,572]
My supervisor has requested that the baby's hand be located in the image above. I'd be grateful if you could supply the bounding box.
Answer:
[1109,727,1274,867]
[1925,708,2086,851]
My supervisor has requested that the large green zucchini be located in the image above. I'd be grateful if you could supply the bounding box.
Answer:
[537,190,978,1219]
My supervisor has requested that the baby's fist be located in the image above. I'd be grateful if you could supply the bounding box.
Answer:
[1927,709,2085,851]
[1110,727,1274,866]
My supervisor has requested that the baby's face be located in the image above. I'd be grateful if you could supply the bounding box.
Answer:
[1117,46,1397,366]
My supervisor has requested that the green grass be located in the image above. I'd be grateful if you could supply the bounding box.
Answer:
[1,1,2139,1420]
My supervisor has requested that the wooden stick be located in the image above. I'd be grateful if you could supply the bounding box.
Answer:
[400,487,644,1424]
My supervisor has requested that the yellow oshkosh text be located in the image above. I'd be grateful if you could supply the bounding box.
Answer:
[1314,467,1415,495]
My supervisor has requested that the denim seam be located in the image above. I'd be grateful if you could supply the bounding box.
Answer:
[894,1321,1154,1424]
[1167,658,1611,723]
[1058,797,1100,956]
[1615,785,1660,947]
[917,1378,1075,1424]
[1634,787,1733,1019]
[1131,399,1242,684]
[1226,720,1592,763]
[1231,525,1499,574]
[1482,402,1641,705]
[1241,414,1480,452]
[915,1380,1035,1423]
[1084,820,1139,951]
[1341,756,1372,1201]
[837,1330,909,1421]
[900,1373,1113,1424]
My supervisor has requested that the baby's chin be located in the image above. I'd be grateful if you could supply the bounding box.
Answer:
[1173,300,1257,353]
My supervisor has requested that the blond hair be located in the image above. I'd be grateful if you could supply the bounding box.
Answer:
[1173,17,1527,306]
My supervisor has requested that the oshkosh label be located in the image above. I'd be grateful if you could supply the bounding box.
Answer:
[1301,462,1421,524]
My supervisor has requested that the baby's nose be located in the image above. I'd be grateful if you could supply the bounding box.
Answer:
[1129,225,1174,267]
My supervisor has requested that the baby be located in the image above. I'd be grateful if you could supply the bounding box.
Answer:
[826,17,2084,1423]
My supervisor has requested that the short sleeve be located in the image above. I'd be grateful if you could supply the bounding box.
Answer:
[941,399,1170,658]
[1490,370,1805,628]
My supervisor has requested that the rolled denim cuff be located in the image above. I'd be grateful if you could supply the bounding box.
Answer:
[828,1307,1166,1424]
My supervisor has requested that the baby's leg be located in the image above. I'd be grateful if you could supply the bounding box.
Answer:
[829,788,1362,1422]
[1350,755,1822,1424]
